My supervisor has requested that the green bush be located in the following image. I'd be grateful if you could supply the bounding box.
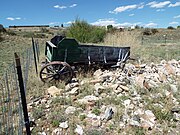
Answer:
[143,28,152,35]
[142,28,158,35]
[167,26,175,30]
[67,19,106,43]
[151,28,158,34]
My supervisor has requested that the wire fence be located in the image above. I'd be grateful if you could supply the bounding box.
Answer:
[141,35,180,45]
[0,38,40,135]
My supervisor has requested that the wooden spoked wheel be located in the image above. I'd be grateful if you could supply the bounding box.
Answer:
[40,61,73,83]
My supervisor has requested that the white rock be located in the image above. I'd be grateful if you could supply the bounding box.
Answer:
[141,110,156,129]
[77,95,99,104]
[75,125,83,135]
[174,113,180,121]
[68,87,79,95]
[65,106,76,114]
[119,85,129,91]
[87,113,98,119]
[123,99,131,107]
[59,121,68,129]
[129,119,141,126]
[170,84,178,93]
[101,107,114,121]
[38,132,46,135]
[94,69,103,78]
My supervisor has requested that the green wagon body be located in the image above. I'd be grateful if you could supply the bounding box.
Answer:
[45,35,130,65]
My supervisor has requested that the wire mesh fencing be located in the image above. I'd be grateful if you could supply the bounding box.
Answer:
[0,38,40,135]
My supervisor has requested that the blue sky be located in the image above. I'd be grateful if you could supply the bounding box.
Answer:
[0,0,180,28]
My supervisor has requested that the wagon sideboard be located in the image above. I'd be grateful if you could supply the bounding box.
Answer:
[45,37,130,65]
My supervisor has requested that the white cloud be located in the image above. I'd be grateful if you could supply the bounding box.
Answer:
[111,4,137,14]
[64,21,74,25]
[109,3,144,14]
[54,5,67,9]
[15,17,21,20]
[129,14,134,16]
[138,3,145,9]
[147,1,171,8]
[174,15,180,19]
[144,22,158,27]
[91,18,142,28]
[49,22,60,25]
[168,2,180,7]
[169,21,179,25]
[91,18,117,26]
[6,17,21,21]
[6,17,15,21]
[156,9,165,12]
[69,4,77,8]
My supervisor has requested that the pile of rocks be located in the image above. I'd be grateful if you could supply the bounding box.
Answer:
[29,59,179,134]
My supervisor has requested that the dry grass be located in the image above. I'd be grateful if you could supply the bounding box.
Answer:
[104,30,141,48]
[103,30,180,63]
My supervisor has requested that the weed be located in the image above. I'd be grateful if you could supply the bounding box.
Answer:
[92,107,101,116]
[32,107,45,119]
[79,114,86,121]
[52,119,59,127]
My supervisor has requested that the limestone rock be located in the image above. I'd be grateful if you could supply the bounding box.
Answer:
[68,87,79,95]
[59,121,68,129]
[75,125,83,135]
[101,107,114,121]
[47,86,62,97]
[65,106,76,114]
[77,95,99,104]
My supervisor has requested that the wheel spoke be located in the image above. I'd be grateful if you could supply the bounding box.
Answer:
[41,71,54,75]
[43,74,54,79]
[47,66,56,73]
[61,71,71,75]
[60,66,66,72]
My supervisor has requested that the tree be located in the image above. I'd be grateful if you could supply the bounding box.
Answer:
[177,26,180,29]
[135,25,140,29]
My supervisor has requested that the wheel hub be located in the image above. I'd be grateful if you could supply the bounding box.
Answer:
[53,74,60,80]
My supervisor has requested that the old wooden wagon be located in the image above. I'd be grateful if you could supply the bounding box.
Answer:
[40,35,130,83]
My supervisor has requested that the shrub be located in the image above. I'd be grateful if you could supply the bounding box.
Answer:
[177,26,180,29]
[167,26,175,30]
[67,18,106,43]
[142,28,158,35]
[151,28,158,34]
[6,30,16,36]
[143,28,152,35]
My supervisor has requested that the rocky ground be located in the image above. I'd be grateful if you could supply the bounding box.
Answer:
[28,59,180,135]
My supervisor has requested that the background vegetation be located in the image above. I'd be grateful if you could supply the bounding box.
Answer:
[66,19,106,43]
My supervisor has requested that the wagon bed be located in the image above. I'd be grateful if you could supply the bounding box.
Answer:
[40,35,130,83]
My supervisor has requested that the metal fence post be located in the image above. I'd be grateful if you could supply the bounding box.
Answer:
[14,53,31,135]
[32,38,38,75]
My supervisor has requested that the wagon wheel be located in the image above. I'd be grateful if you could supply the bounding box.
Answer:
[40,61,73,83]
